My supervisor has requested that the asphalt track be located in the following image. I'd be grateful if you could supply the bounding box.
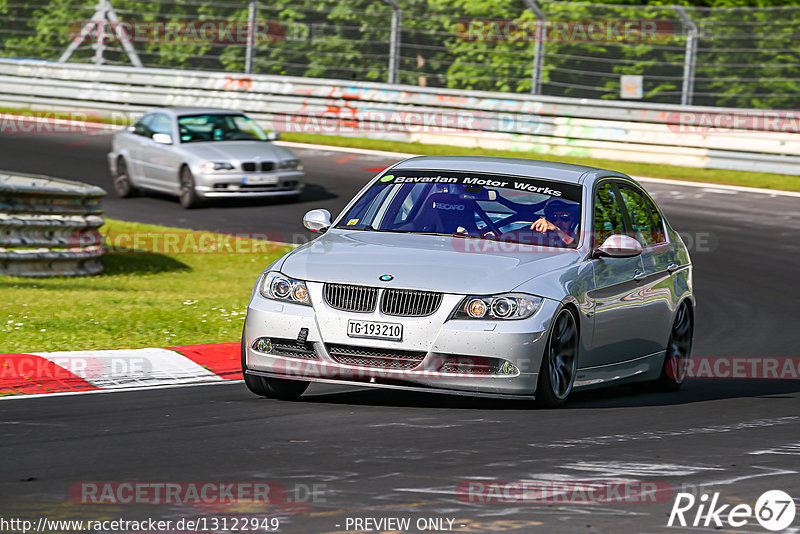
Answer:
[1,131,799,533]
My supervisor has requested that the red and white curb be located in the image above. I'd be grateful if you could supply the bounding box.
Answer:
[0,343,242,399]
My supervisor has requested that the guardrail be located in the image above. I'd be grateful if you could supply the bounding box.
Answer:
[0,59,799,177]
[0,171,105,277]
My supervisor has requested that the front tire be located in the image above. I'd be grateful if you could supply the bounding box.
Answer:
[179,166,203,209]
[656,301,693,391]
[240,330,309,400]
[535,307,579,408]
[113,157,138,198]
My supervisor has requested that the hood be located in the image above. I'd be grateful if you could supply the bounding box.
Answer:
[279,229,582,295]
[178,141,292,162]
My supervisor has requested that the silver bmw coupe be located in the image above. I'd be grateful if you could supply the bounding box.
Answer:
[108,108,304,208]
[242,156,694,407]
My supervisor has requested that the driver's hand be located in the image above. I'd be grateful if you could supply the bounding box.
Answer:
[531,217,556,233]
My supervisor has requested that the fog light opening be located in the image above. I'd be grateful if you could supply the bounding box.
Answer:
[253,337,272,353]
[499,361,518,375]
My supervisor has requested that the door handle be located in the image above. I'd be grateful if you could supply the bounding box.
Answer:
[633,270,645,283]
[667,263,679,273]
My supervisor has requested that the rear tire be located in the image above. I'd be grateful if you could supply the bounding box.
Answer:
[535,307,579,408]
[240,330,309,400]
[113,157,137,198]
[179,166,203,209]
[656,301,693,391]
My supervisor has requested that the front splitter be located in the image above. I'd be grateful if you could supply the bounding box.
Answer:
[245,369,536,401]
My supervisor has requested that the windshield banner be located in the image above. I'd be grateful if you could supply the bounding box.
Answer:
[376,170,582,203]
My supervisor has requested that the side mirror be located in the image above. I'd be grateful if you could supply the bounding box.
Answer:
[152,133,173,145]
[267,131,281,141]
[303,209,331,233]
[595,234,642,258]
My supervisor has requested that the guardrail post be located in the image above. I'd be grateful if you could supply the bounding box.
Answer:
[522,0,545,95]
[674,5,697,106]
[245,0,258,74]
[382,0,402,84]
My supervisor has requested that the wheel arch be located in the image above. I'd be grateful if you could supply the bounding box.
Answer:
[677,296,695,338]
[115,153,139,185]
[559,296,583,363]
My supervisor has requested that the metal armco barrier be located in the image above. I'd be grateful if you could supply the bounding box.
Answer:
[0,60,799,177]
[0,171,105,277]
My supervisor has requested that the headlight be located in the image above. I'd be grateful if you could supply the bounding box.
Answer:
[201,161,234,171]
[278,159,300,170]
[260,272,311,306]
[451,293,542,320]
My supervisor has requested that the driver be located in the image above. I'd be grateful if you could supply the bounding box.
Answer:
[530,199,579,245]
[210,117,233,141]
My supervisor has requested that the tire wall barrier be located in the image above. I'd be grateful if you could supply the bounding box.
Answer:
[0,171,105,277]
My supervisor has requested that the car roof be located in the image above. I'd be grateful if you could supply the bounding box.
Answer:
[391,156,628,185]
[149,107,245,117]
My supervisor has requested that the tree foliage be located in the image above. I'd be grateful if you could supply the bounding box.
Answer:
[0,0,797,108]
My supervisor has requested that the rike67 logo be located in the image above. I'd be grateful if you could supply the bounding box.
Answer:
[669,490,796,531]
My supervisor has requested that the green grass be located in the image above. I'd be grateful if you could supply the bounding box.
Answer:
[282,132,800,192]
[0,219,292,353]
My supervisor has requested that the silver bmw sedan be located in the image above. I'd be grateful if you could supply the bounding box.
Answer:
[108,107,304,208]
[242,156,694,407]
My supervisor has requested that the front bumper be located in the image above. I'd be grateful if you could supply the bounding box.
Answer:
[193,170,304,199]
[243,282,560,397]
[107,152,118,175]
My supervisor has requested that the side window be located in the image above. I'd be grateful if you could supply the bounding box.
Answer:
[593,182,625,245]
[132,115,153,137]
[149,113,173,137]
[644,195,666,244]
[618,185,657,246]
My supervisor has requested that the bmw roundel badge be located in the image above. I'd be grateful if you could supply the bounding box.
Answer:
[379,274,394,281]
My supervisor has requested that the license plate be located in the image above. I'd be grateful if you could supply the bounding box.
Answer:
[347,320,403,341]
[242,175,279,185]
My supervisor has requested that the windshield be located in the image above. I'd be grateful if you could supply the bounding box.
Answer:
[177,114,269,143]
[337,170,583,248]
